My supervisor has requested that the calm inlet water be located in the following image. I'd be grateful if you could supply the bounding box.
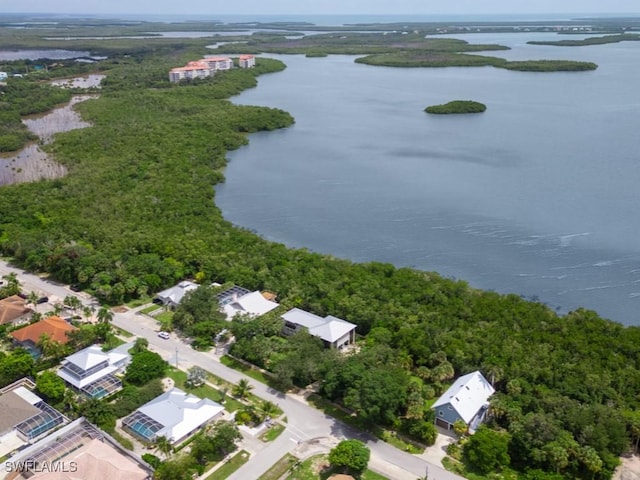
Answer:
[0,74,102,186]
[216,33,640,325]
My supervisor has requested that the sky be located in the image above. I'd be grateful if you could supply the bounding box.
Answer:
[2,0,640,17]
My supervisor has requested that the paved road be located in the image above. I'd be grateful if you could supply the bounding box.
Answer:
[0,260,464,480]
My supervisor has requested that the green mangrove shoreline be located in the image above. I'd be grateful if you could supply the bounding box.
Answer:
[528,33,640,46]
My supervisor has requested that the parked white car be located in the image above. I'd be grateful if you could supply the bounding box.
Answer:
[157,331,170,339]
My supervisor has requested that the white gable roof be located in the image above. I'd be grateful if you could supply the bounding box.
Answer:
[155,281,198,306]
[282,308,356,344]
[282,308,325,329]
[223,291,279,319]
[432,370,495,424]
[137,388,223,443]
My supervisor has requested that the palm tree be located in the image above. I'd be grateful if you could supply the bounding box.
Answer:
[232,378,253,400]
[62,389,79,413]
[219,387,229,404]
[63,295,82,315]
[95,306,113,342]
[82,305,95,322]
[96,305,114,324]
[154,436,173,457]
[259,400,278,421]
[484,364,504,387]
[431,361,455,383]
[37,333,53,357]
[1,272,20,297]
[52,303,64,316]
[131,337,149,354]
[27,291,40,309]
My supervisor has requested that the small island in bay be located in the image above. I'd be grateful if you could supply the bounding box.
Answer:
[425,100,487,114]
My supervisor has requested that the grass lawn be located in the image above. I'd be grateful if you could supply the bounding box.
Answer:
[155,310,174,324]
[259,453,298,480]
[112,325,134,338]
[139,304,159,315]
[204,450,250,480]
[362,471,390,480]
[220,355,274,385]
[260,422,286,442]
[102,333,126,350]
[166,368,243,412]
[126,296,153,308]
[286,454,390,480]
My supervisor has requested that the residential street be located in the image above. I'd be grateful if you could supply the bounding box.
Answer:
[0,259,464,480]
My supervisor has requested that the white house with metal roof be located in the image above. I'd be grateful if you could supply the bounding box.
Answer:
[153,280,199,309]
[222,290,279,319]
[432,370,494,432]
[281,308,356,349]
[122,388,224,445]
[57,343,133,399]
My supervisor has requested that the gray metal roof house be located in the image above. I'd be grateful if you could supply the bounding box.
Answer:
[432,370,495,432]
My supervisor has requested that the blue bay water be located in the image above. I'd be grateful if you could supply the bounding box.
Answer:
[216,33,640,325]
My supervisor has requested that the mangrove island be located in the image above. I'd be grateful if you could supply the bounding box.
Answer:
[425,100,487,114]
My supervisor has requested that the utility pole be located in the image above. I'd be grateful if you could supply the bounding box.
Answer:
[175,347,179,368]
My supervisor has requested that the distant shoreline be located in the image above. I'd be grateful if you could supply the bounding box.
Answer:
[3,12,640,25]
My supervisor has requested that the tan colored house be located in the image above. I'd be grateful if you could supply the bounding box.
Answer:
[0,295,33,325]
[27,438,149,480]
[6,418,152,480]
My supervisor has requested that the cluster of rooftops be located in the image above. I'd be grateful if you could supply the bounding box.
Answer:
[168,54,256,83]
[154,281,357,349]
[0,342,225,479]
[0,277,496,478]
[0,378,152,479]
[153,281,495,431]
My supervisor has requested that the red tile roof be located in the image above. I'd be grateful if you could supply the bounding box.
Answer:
[10,316,78,345]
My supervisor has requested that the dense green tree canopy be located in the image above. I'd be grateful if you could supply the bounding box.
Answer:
[0,349,35,387]
[35,371,66,403]
[464,425,511,474]
[328,439,371,474]
[124,350,167,385]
